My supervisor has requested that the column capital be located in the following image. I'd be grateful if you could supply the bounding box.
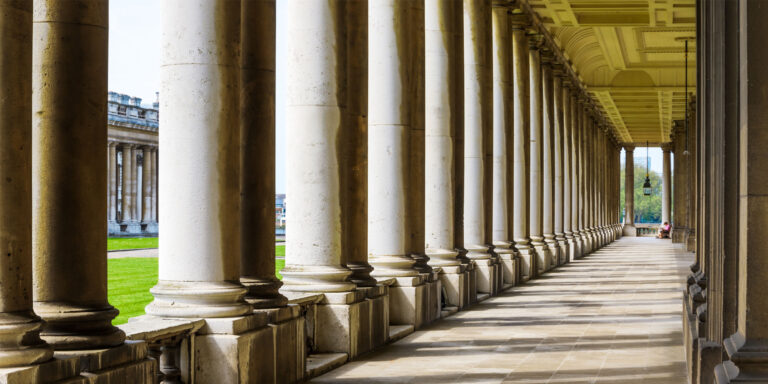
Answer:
[108,140,118,147]
[527,33,545,50]
[661,143,673,152]
[509,14,530,29]
[623,144,635,152]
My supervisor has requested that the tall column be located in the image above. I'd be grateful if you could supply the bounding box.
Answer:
[279,0,356,294]
[131,145,139,221]
[141,146,153,224]
[562,81,573,261]
[528,37,549,273]
[569,94,582,257]
[32,0,125,348]
[491,5,516,285]
[511,18,533,278]
[623,145,636,236]
[146,0,251,317]
[108,142,117,222]
[717,1,768,379]
[662,144,672,225]
[240,0,287,308]
[462,0,494,296]
[151,148,158,222]
[541,52,558,267]
[121,144,134,222]
[0,0,53,366]
[425,0,466,308]
[368,0,420,279]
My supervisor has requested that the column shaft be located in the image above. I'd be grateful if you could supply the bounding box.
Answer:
[146,0,251,317]
[141,147,152,223]
[553,75,566,250]
[541,57,556,261]
[662,146,672,225]
[121,145,133,222]
[624,147,635,230]
[240,0,288,308]
[569,93,579,255]
[108,142,117,222]
[424,0,460,267]
[0,0,52,366]
[511,23,531,257]
[32,0,124,348]
[462,0,492,261]
[151,149,158,222]
[562,84,573,247]
[491,6,512,253]
[528,42,544,255]
[368,0,421,277]
[280,0,356,293]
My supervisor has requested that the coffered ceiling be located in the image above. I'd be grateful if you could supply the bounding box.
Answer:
[526,0,696,144]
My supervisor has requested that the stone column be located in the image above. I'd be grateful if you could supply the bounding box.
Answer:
[0,0,53,366]
[131,145,139,222]
[146,0,251,318]
[662,144,672,226]
[511,17,533,279]
[623,145,636,236]
[279,0,356,295]
[141,146,153,225]
[151,148,158,222]
[569,94,582,257]
[425,0,466,308]
[716,1,768,379]
[32,0,125,348]
[491,5,516,287]
[528,37,549,274]
[121,144,134,223]
[541,52,558,268]
[462,0,494,295]
[240,0,287,309]
[562,81,573,262]
[108,142,117,223]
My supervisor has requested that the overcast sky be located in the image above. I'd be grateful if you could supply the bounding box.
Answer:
[109,0,665,194]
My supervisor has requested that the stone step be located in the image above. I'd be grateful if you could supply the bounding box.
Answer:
[305,353,348,379]
[388,324,414,343]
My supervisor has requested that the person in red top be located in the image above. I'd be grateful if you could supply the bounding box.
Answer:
[658,222,671,239]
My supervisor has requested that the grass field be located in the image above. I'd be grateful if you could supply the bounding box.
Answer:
[107,237,158,251]
[109,254,287,325]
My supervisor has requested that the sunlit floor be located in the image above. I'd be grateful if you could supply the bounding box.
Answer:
[313,237,693,384]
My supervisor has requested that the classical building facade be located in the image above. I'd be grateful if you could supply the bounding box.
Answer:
[107,92,159,235]
[1,0,760,383]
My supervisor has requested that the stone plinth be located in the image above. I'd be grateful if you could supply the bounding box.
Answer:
[439,266,470,310]
[388,277,427,331]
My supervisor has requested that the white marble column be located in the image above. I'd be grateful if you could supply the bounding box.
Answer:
[108,142,117,222]
[528,38,550,271]
[368,0,420,278]
[240,0,288,308]
[662,145,672,225]
[541,53,558,266]
[511,18,533,277]
[151,148,157,222]
[623,145,636,235]
[491,5,516,279]
[130,145,139,221]
[141,146,153,224]
[121,144,134,222]
[570,94,582,257]
[562,82,574,261]
[32,0,125,348]
[279,0,357,294]
[146,0,252,317]
[0,0,53,366]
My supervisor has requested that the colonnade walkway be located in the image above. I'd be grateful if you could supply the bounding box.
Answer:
[313,237,693,384]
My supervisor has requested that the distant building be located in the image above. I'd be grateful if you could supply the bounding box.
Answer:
[276,194,286,235]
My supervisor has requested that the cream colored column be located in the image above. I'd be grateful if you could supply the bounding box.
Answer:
[662,144,672,225]
[562,81,573,261]
[141,146,152,224]
[528,38,549,272]
[130,145,139,221]
[623,145,636,235]
[462,0,492,264]
[240,0,287,308]
[424,0,460,268]
[108,142,117,222]
[150,148,157,222]
[368,0,420,279]
[569,93,582,257]
[511,18,533,276]
[491,5,515,276]
[541,53,558,266]
[0,0,53,366]
[279,0,357,294]
[121,144,134,222]
[32,0,125,348]
[146,0,251,317]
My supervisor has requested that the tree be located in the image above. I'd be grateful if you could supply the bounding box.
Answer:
[619,163,664,223]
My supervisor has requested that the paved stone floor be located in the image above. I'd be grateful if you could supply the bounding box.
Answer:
[313,237,693,384]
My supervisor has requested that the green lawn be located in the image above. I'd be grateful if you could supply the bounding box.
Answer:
[108,237,158,251]
[109,255,287,325]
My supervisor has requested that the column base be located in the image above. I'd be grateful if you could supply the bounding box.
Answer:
[464,261,478,304]
[531,240,551,275]
[242,276,289,309]
[117,220,142,235]
[140,220,158,235]
[516,246,535,282]
[555,234,569,265]
[0,356,81,384]
[388,276,428,330]
[0,314,52,368]
[544,235,559,270]
[622,224,637,237]
[194,314,277,383]
[34,302,125,350]
[497,249,517,289]
[146,280,252,318]
[686,233,697,253]
[474,259,499,295]
[312,290,372,359]
[107,220,120,236]
[715,334,768,383]
[438,265,469,310]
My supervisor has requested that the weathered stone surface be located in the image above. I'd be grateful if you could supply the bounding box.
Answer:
[195,326,275,384]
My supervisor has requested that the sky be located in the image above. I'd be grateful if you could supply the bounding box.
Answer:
[109,1,665,194]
